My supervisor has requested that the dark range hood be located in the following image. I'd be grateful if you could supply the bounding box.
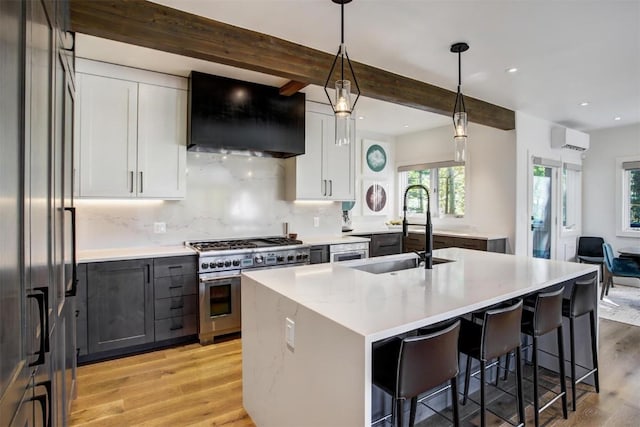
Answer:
[188,71,305,158]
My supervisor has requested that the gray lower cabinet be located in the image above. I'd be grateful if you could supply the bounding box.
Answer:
[87,259,155,354]
[404,233,507,253]
[77,255,198,362]
[351,233,403,257]
[153,256,198,341]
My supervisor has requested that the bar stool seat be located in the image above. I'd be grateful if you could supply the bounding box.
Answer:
[459,300,525,427]
[561,275,600,411]
[372,320,461,427]
[520,287,568,427]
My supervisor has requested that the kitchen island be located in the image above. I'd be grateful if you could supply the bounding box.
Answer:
[241,249,598,427]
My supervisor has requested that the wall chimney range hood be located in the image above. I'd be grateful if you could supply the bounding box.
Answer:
[188,71,305,158]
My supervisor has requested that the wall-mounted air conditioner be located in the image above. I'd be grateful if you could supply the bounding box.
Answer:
[551,127,590,151]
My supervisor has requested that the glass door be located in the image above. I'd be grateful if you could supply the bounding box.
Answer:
[530,158,560,259]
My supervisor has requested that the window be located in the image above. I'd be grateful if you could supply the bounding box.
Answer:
[561,163,581,233]
[398,161,465,218]
[623,159,640,230]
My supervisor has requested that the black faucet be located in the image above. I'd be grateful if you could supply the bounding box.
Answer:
[402,184,433,269]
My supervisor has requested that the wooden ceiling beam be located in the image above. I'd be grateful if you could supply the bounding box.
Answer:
[69,0,515,130]
[279,80,309,96]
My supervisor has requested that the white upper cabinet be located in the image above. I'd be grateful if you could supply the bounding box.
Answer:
[75,59,187,199]
[285,102,355,201]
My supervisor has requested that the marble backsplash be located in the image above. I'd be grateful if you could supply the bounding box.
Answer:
[75,152,342,250]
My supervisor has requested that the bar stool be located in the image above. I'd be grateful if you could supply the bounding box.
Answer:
[459,300,524,427]
[372,320,461,427]
[520,287,568,426]
[562,276,599,411]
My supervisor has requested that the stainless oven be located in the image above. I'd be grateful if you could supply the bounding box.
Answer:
[198,271,242,344]
[330,242,369,262]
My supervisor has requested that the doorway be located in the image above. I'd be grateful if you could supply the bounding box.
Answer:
[530,157,561,259]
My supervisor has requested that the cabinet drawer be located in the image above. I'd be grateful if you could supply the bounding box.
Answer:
[455,238,486,251]
[155,275,197,298]
[371,233,403,257]
[153,256,197,278]
[155,314,197,341]
[155,294,198,320]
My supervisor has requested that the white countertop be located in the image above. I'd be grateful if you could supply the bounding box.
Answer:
[242,248,597,342]
[78,245,196,263]
[346,226,507,240]
[300,235,370,246]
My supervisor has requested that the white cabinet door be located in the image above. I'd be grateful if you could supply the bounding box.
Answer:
[137,83,187,199]
[293,110,326,199]
[77,73,137,197]
[324,117,355,201]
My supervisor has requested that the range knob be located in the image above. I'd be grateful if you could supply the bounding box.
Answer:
[201,262,208,269]
[224,260,231,267]
[296,254,302,261]
[302,254,309,260]
[277,256,285,262]
[232,260,240,267]
[254,255,264,264]
[287,255,294,261]
[209,262,216,269]
[217,261,224,268]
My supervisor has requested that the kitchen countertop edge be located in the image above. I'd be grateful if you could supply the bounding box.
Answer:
[78,245,196,263]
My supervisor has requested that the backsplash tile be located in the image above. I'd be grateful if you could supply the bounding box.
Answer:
[75,153,341,250]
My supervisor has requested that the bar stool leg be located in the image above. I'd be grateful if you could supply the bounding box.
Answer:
[463,355,472,405]
[532,337,540,427]
[557,325,568,419]
[569,317,577,411]
[515,346,525,426]
[409,397,417,427]
[589,311,600,393]
[480,360,486,427]
[450,377,460,426]
[396,398,404,427]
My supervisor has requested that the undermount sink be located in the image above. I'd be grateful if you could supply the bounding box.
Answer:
[350,256,454,274]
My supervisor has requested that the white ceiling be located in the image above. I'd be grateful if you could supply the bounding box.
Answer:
[77,0,640,135]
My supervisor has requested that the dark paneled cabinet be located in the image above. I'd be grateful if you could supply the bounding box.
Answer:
[351,233,403,258]
[87,259,155,354]
[310,245,330,264]
[78,255,198,362]
[404,232,507,253]
[1,0,75,425]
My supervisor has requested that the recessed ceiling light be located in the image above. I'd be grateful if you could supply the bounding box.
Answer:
[580,102,589,107]
[403,124,409,128]
[358,116,365,120]
[614,116,622,121]
[506,67,518,73]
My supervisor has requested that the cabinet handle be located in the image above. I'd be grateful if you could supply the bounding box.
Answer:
[147,264,151,283]
[129,171,134,193]
[329,180,333,196]
[139,171,143,193]
[170,322,184,331]
[27,287,49,366]
[64,207,78,297]
[322,180,326,196]
[31,380,52,427]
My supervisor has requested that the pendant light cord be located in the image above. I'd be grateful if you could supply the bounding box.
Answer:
[340,1,345,81]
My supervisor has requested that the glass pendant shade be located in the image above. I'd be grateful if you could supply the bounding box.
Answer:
[454,135,467,162]
[335,112,351,146]
[453,111,467,138]
[335,79,352,145]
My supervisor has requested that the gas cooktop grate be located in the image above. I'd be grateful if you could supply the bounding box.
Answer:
[188,237,303,252]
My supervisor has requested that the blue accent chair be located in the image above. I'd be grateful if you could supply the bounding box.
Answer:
[601,243,640,299]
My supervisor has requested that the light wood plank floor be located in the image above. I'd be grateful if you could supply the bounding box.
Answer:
[70,319,640,426]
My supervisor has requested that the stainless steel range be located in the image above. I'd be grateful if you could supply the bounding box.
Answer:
[186,236,310,344]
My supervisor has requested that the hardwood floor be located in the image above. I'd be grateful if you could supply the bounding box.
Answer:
[70,319,640,426]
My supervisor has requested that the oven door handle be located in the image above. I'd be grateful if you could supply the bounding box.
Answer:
[199,274,240,284]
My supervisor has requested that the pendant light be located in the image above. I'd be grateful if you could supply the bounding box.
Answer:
[450,42,469,162]
[324,0,360,146]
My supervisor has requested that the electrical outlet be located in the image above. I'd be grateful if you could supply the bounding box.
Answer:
[313,217,320,227]
[285,317,295,350]
[153,222,166,233]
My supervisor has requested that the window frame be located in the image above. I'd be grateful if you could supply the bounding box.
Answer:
[560,162,582,237]
[397,161,466,220]
[616,155,640,237]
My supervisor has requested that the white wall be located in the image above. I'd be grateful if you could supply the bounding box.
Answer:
[76,153,342,250]
[584,123,640,252]
[394,122,517,253]
[514,112,584,258]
